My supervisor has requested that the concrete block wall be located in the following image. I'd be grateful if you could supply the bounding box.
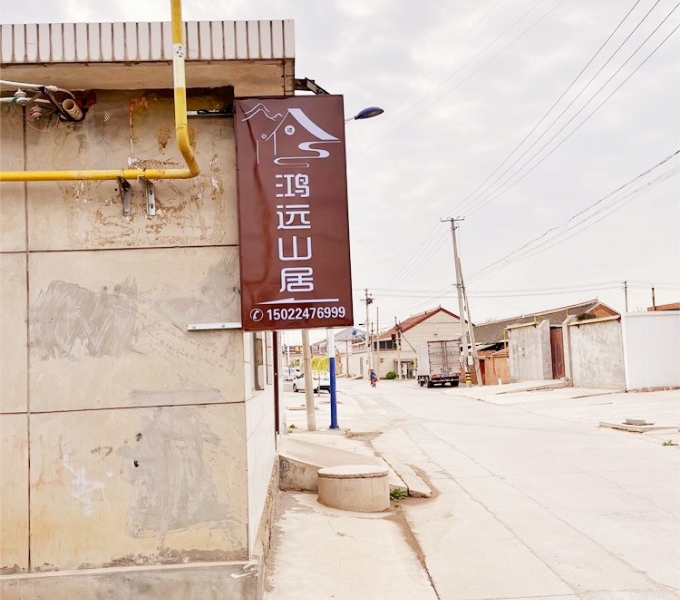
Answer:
[0,86,277,596]
[566,317,625,389]
[508,320,552,382]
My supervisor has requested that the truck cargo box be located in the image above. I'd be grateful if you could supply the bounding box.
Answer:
[416,339,462,388]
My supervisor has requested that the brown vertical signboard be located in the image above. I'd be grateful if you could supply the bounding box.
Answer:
[234,95,354,332]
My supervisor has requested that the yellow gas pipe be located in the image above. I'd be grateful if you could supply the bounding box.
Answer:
[0,0,199,183]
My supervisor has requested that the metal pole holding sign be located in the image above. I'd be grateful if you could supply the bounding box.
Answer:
[302,329,316,432]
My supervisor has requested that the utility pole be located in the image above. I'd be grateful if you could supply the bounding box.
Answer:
[444,218,469,379]
[623,281,629,313]
[375,306,380,378]
[362,289,373,377]
[395,317,402,380]
[462,277,483,385]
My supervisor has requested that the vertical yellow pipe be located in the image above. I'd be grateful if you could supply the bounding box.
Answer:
[170,0,200,177]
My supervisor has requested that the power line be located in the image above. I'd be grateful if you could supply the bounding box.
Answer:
[467,149,680,280]
[445,0,648,217]
[498,165,680,265]
[354,280,680,302]
[364,2,679,294]
[493,163,680,264]
[379,226,448,290]
[350,0,565,157]
[367,280,625,295]
[470,166,680,284]
[458,1,680,217]
[350,0,507,149]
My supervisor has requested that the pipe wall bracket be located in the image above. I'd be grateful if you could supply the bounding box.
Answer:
[139,176,156,216]
[117,176,131,216]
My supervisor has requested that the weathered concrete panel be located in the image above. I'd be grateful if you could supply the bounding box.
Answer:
[30,404,248,571]
[1,562,258,600]
[0,413,29,573]
[568,318,625,390]
[0,102,26,252]
[508,320,552,382]
[28,246,243,412]
[0,253,28,413]
[25,90,237,251]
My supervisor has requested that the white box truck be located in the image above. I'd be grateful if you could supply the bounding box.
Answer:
[417,339,462,388]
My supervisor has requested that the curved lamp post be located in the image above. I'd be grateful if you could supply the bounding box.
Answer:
[328,105,384,430]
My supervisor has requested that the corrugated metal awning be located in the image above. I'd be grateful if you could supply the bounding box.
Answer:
[0,20,294,65]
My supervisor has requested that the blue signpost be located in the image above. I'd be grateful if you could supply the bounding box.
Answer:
[328,330,339,429]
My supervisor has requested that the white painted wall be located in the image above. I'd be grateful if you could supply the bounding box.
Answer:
[622,311,680,390]
[245,386,276,555]
[398,311,463,350]
[347,347,367,378]
[567,317,625,389]
[244,332,277,555]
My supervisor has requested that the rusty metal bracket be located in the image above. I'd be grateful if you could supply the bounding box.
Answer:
[139,176,156,216]
[294,78,330,95]
[116,176,131,216]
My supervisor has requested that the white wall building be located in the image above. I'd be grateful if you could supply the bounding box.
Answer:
[349,307,463,379]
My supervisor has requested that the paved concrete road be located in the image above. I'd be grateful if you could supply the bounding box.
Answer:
[267,379,680,600]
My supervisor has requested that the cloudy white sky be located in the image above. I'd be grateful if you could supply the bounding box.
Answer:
[3,0,679,339]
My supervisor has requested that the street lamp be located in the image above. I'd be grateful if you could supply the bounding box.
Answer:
[328,106,384,430]
[345,106,384,122]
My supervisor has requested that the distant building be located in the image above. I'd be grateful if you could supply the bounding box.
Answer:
[348,307,464,379]
[474,299,619,384]
[647,302,680,311]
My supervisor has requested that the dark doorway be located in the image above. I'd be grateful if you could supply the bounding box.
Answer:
[550,328,565,379]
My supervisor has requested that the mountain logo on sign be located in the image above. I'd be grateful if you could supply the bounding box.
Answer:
[241,103,340,167]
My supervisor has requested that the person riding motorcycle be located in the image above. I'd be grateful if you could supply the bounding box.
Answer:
[369,368,377,387]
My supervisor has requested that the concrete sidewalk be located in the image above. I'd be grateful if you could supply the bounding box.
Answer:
[264,384,439,600]
[264,380,680,600]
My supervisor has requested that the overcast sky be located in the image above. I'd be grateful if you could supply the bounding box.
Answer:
[3,0,679,341]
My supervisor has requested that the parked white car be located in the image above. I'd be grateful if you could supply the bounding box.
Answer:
[315,371,331,392]
[282,367,302,382]
[292,372,320,393]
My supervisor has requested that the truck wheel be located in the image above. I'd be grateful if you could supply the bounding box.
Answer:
[418,380,424,387]
[293,383,299,393]
[451,381,459,387]
[427,381,433,388]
